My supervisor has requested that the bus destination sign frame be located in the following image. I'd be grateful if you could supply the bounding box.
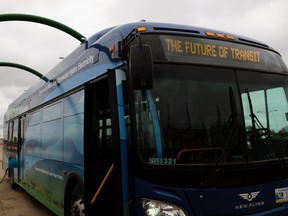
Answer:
[160,35,267,70]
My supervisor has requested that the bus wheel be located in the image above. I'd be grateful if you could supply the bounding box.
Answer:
[70,183,85,216]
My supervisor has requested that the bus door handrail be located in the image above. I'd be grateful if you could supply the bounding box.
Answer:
[91,163,114,204]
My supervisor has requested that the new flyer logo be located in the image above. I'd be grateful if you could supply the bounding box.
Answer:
[239,191,260,202]
[235,191,265,210]
[275,187,288,203]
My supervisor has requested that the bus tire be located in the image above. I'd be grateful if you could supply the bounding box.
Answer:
[9,168,20,190]
[69,182,85,216]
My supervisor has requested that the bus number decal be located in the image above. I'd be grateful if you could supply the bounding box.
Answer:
[149,157,176,164]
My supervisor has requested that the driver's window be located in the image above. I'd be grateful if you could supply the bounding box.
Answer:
[242,90,266,131]
[242,87,288,136]
[267,87,288,136]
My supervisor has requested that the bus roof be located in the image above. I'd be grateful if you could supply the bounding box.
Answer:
[4,22,277,121]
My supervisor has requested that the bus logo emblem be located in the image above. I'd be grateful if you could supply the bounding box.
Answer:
[239,191,260,201]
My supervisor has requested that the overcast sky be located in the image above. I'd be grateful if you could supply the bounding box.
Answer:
[0,0,287,136]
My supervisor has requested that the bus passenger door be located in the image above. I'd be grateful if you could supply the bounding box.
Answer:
[18,116,25,181]
[84,70,129,216]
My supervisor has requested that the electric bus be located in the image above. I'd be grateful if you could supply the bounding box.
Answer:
[3,22,288,215]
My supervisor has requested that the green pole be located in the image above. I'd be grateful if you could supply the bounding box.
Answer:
[0,13,86,43]
[0,62,49,82]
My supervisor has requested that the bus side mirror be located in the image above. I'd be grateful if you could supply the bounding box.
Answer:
[129,44,153,90]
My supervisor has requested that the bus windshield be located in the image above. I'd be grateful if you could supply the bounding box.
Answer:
[135,64,288,165]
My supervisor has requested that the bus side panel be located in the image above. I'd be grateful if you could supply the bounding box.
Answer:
[23,156,84,216]
[20,90,85,215]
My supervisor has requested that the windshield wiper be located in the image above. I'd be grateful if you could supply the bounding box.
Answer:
[203,87,243,187]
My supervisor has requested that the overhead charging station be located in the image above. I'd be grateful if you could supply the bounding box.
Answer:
[0,13,86,81]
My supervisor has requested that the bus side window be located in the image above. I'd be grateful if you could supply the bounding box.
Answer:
[25,111,41,157]
[7,120,18,151]
[13,120,18,151]
[99,116,112,151]
[9,121,14,142]
[6,121,12,150]
[63,90,84,165]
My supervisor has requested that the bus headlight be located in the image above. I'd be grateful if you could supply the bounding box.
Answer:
[141,198,187,216]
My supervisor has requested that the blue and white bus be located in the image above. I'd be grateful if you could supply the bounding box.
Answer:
[3,22,288,215]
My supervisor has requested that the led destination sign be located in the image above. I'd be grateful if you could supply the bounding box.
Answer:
[160,35,266,69]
